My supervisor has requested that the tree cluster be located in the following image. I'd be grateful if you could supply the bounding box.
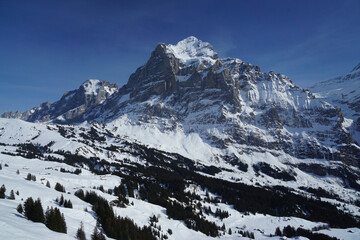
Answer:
[56,194,73,208]
[45,207,67,233]
[54,182,66,192]
[166,201,219,237]
[26,173,36,181]
[23,197,67,233]
[238,230,255,239]
[274,225,339,240]
[214,208,229,219]
[75,190,156,240]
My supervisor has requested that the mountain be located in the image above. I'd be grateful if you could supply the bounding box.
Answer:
[0,37,359,239]
[1,79,118,123]
[309,63,360,144]
[78,36,358,167]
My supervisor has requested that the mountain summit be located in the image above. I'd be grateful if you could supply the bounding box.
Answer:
[166,36,219,66]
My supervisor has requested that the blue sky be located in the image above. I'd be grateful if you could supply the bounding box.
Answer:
[0,0,359,113]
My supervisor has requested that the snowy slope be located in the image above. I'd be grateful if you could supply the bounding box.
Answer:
[1,145,359,240]
[0,118,359,212]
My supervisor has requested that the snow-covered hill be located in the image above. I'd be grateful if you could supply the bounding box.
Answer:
[0,118,359,240]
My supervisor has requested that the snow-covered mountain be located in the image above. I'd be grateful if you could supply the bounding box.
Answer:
[309,63,360,144]
[73,36,358,168]
[1,79,118,123]
[1,37,360,240]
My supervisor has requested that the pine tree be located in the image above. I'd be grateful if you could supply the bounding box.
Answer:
[61,213,67,233]
[26,173,32,181]
[9,190,15,200]
[33,198,45,223]
[0,184,5,198]
[16,169,20,174]
[76,222,87,240]
[46,181,51,188]
[24,197,35,219]
[275,227,282,236]
[0,163,2,170]
[17,204,23,214]
[59,194,64,206]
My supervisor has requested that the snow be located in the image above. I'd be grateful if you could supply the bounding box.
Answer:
[0,116,359,240]
[82,79,102,95]
[1,152,358,240]
[166,36,218,67]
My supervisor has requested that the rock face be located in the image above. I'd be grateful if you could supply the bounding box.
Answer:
[83,37,359,167]
[1,79,118,123]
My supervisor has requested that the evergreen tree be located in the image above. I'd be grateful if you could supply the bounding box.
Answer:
[59,194,64,206]
[46,181,51,188]
[16,169,20,174]
[76,222,87,240]
[33,198,45,223]
[17,204,23,214]
[91,227,106,240]
[24,197,35,219]
[275,227,282,236]
[9,190,15,200]
[26,173,32,181]
[0,163,2,170]
[0,184,5,198]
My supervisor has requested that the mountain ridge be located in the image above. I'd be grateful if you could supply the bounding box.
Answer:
[1,79,118,123]
[1,37,359,167]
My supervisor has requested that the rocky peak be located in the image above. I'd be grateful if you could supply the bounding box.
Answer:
[78,79,118,105]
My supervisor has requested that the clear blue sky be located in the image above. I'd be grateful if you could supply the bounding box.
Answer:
[0,0,359,113]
